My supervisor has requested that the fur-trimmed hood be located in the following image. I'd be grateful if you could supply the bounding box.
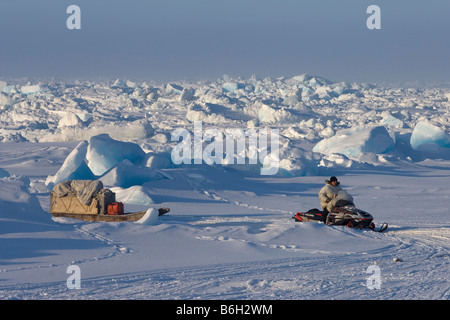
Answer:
[325,179,340,186]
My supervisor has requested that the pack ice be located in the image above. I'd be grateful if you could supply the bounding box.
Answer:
[0,74,450,300]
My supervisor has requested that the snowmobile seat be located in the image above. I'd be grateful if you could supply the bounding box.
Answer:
[334,199,354,207]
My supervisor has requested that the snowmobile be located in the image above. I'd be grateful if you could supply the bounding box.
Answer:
[294,199,388,232]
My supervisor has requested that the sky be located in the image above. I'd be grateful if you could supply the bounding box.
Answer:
[0,0,449,84]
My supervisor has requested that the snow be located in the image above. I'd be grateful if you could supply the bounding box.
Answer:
[0,75,449,300]
[136,208,159,225]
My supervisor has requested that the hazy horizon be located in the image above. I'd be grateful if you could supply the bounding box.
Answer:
[1,1,449,85]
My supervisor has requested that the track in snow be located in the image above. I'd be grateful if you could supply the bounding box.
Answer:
[1,216,448,300]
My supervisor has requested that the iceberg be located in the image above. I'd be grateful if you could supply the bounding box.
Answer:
[100,160,166,188]
[313,126,395,158]
[46,135,169,190]
[45,141,96,189]
[86,134,146,176]
[410,121,450,150]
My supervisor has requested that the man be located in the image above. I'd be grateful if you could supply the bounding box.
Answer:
[318,176,342,213]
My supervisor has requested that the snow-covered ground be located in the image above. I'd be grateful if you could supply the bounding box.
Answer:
[0,75,449,300]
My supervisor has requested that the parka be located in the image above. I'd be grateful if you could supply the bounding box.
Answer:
[318,179,342,211]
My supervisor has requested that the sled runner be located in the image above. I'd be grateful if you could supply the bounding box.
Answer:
[294,200,388,233]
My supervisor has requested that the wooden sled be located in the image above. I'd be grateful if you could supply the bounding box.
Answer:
[50,207,170,222]
[49,186,170,222]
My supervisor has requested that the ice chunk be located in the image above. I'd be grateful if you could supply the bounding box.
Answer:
[282,88,302,105]
[313,86,333,100]
[291,74,312,83]
[126,80,137,88]
[41,119,154,143]
[410,121,450,150]
[180,88,196,101]
[332,85,345,96]
[258,104,299,124]
[313,126,395,158]
[276,146,319,176]
[112,79,126,87]
[117,119,154,140]
[2,85,17,94]
[144,152,172,169]
[151,133,169,144]
[0,93,12,107]
[20,84,45,95]
[100,160,166,188]
[45,141,96,189]
[86,134,146,176]
[58,112,83,128]
[166,83,183,95]
[0,81,6,92]
[308,77,325,87]
[0,131,27,143]
[319,153,355,168]
[185,108,227,124]
[381,113,404,128]
[222,82,243,93]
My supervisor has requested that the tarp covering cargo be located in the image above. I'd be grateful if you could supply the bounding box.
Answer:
[50,180,115,215]
[53,180,104,205]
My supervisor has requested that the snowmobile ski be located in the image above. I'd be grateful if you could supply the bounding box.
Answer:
[373,222,388,233]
